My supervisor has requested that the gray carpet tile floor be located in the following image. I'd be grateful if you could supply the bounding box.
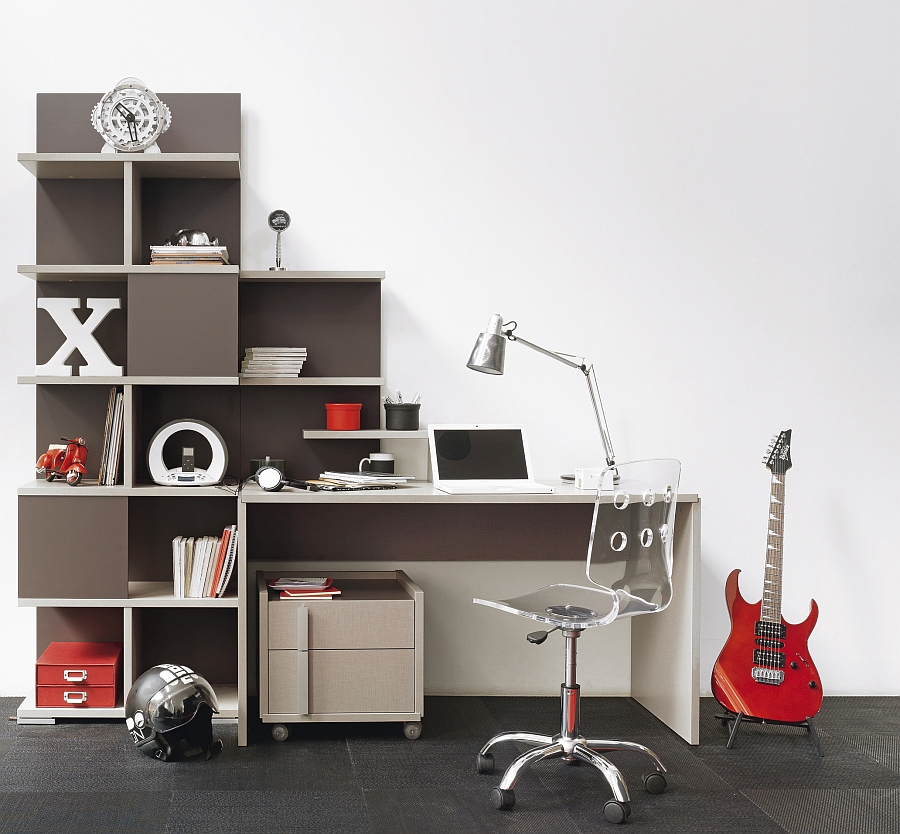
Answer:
[0,695,897,833]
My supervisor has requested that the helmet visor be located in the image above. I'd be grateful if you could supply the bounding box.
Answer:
[148,674,219,733]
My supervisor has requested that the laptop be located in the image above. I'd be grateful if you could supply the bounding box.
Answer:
[428,424,554,494]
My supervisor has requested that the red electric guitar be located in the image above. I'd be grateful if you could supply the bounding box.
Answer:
[711,430,823,729]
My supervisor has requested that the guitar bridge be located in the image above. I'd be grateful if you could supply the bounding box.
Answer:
[752,666,784,685]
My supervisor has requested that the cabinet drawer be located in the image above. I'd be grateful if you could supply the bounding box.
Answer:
[36,685,116,708]
[268,599,414,650]
[267,649,415,715]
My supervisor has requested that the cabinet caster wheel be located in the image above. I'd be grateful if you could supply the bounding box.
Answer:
[603,800,631,824]
[403,721,422,740]
[644,771,666,794]
[476,752,494,774]
[490,787,515,810]
[271,724,290,742]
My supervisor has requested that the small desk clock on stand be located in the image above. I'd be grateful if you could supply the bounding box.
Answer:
[268,210,290,270]
[91,77,171,154]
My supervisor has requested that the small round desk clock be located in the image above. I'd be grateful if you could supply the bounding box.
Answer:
[91,78,172,154]
[268,210,291,271]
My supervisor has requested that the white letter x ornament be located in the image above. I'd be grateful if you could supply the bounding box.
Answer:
[36,297,123,376]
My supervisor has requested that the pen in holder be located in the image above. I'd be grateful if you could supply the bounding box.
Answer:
[384,402,420,431]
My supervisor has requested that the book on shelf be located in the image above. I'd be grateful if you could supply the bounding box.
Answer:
[268,577,332,590]
[268,576,340,600]
[149,245,230,265]
[240,347,308,378]
[279,588,341,599]
[172,526,238,598]
[320,471,416,485]
[99,387,124,485]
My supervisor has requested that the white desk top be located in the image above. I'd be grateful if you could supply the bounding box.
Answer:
[239,481,699,505]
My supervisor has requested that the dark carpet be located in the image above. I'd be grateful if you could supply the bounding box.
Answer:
[0,695,897,833]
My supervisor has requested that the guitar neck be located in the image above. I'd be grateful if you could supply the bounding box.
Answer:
[761,471,786,622]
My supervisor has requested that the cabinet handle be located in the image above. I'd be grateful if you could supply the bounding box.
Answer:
[63,669,87,682]
[63,691,88,704]
[298,605,309,716]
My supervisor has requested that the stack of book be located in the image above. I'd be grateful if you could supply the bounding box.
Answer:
[268,577,341,600]
[319,471,416,486]
[149,245,230,265]
[172,525,238,598]
[98,387,124,486]
[240,347,307,378]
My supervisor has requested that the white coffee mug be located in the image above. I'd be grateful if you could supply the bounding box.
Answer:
[359,452,395,473]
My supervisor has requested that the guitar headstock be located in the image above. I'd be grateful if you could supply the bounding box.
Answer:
[763,430,792,474]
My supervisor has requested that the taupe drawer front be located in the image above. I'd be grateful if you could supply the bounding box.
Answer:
[267,649,414,715]
[311,649,414,714]
[268,600,414,650]
[269,650,301,714]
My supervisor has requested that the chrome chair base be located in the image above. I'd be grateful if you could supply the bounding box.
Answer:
[477,631,667,824]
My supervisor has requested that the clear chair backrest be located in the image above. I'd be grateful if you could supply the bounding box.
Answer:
[585,458,681,619]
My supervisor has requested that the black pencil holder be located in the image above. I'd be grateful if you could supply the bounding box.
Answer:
[384,403,420,431]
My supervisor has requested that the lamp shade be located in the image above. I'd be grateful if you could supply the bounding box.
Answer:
[467,314,506,374]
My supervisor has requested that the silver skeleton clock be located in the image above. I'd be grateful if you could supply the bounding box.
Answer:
[91,78,172,153]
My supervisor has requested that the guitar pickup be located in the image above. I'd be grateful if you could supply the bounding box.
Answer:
[752,666,785,685]
[754,621,786,639]
[754,638,785,649]
[753,649,785,668]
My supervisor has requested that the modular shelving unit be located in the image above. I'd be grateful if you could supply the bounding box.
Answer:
[16,94,394,741]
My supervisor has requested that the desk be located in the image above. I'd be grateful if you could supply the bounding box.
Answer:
[237,483,700,746]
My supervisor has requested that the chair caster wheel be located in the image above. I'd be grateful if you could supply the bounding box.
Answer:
[402,721,422,740]
[603,800,631,824]
[490,787,515,810]
[271,724,290,742]
[477,752,494,774]
[644,771,666,794]
[563,756,580,766]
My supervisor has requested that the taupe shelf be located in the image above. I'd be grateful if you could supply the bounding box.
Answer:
[19,376,239,385]
[239,376,384,386]
[239,270,385,282]
[18,153,241,179]
[303,430,428,439]
[19,264,239,282]
[15,685,237,721]
[19,582,238,608]
[17,480,237,497]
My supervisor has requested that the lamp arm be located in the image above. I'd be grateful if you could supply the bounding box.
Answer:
[505,332,616,467]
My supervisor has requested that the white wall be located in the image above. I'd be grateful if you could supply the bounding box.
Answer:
[1,1,897,697]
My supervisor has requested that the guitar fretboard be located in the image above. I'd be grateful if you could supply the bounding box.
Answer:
[761,472,785,622]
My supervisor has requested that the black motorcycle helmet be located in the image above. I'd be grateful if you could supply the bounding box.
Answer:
[125,664,223,762]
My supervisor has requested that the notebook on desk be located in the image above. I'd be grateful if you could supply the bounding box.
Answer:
[428,425,554,494]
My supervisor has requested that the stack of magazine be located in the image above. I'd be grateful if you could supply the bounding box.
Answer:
[98,387,124,486]
[172,525,238,598]
[319,471,415,486]
[149,245,229,265]
[267,577,341,600]
[240,347,307,378]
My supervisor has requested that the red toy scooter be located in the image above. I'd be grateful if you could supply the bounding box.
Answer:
[36,437,89,486]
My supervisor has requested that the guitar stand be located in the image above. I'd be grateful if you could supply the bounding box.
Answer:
[716,710,824,757]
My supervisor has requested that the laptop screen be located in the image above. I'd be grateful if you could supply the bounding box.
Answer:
[432,428,530,481]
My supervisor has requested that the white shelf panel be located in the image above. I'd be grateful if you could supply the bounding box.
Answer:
[19,376,238,385]
[16,693,124,721]
[239,376,384,386]
[240,481,701,505]
[17,480,237,497]
[303,430,428,439]
[18,153,241,179]
[16,684,237,721]
[18,264,239,282]
[20,583,239,608]
[239,270,384,282]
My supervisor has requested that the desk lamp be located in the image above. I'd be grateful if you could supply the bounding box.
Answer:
[466,314,616,468]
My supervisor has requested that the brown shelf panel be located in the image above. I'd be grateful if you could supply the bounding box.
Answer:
[19,264,239,282]
[239,271,384,283]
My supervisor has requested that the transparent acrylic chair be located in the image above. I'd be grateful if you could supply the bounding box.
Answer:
[474,458,681,824]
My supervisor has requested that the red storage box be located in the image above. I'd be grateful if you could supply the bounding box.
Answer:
[36,642,122,708]
[325,402,362,430]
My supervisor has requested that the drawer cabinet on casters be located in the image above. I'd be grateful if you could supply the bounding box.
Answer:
[257,570,423,742]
